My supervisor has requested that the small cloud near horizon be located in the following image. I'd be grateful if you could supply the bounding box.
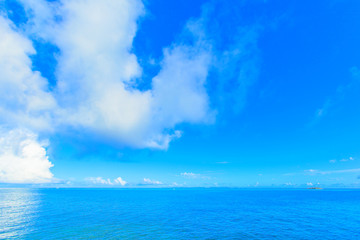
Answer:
[143,178,162,185]
[180,172,210,179]
[85,176,127,186]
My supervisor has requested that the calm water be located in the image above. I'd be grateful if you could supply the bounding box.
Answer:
[0,188,359,239]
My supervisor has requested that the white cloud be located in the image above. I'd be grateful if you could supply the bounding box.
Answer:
[0,0,216,183]
[0,15,56,132]
[180,172,198,178]
[329,157,354,163]
[340,157,354,162]
[85,177,113,185]
[114,177,127,186]
[0,128,53,183]
[304,168,360,175]
[0,14,55,184]
[85,176,127,186]
[180,172,209,179]
[14,0,213,150]
[152,39,213,127]
[0,0,260,183]
[143,178,162,185]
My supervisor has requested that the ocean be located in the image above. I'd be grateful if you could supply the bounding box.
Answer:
[0,188,359,239]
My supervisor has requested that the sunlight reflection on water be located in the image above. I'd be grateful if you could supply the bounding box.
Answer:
[0,188,40,239]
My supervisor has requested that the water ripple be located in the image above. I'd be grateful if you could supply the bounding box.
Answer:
[0,188,359,239]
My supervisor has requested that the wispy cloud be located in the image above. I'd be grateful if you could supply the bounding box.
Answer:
[180,172,210,179]
[284,167,360,176]
[85,177,113,185]
[304,168,360,175]
[85,176,127,186]
[198,2,261,113]
[329,157,354,163]
[313,66,360,122]
[340,157,354,162]
[143,178,162,185]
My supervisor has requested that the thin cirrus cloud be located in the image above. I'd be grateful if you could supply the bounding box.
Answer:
[329,157,354,163]
[0,0,260,184]
[303,168,360,175]
[284,168,360,176]
[313,66,360,122]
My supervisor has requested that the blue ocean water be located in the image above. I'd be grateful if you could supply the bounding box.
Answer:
[0,188,359,239]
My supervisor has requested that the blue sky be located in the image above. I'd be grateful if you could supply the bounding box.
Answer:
[0,0,360,188]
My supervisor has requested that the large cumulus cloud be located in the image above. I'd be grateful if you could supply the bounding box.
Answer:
[0,0,214,183]
[0,0,261,184]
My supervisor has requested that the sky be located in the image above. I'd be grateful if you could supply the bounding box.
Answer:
[0,0,360,188]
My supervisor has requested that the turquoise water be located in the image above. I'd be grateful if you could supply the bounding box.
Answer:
[0,188,359,239]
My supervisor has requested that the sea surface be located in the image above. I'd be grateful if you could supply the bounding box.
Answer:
[0,188,359,239]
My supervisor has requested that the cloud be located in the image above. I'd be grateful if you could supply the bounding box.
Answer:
[114,177,127,186]
[0,12,55,184]
[143,178,162,185]
[0,15,56,132]
[329,157,354,163]
[197,1,261,113]
[340,157,354,162]
[0,0,261,183]
[180,172,209,179]
[8,0,214,150]
[85,176,127,186]
[304,168,360,175]
[313,66,360,122]
[0,0,215,183]
[285,168,360,176]
[0,0,261,146]
[86,177,113,185]
[0,128,53,183]
[181,172,198,178]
